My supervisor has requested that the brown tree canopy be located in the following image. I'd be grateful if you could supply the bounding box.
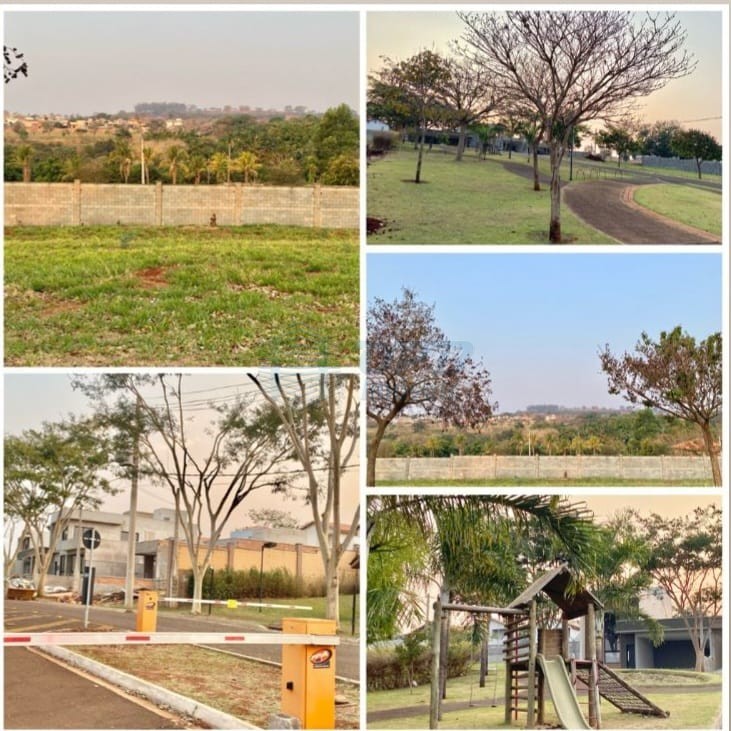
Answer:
[367,289,496,485]
[599,326,722,485]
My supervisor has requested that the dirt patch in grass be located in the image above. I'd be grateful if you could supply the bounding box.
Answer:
[367,217,388,235]
[135,266,172,289]
[77,645,359,728]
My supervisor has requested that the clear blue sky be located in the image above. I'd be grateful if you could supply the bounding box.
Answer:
[4,10,359,115]
[367,252,722,413]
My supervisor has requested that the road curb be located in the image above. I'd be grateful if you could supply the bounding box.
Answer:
[38,645,259,729]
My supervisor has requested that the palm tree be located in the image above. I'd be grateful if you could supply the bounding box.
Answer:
[15,144,33,182]
[187,154,208,185]
[110,141,133,183]
[166,144,188,185]
[367,495,599,640]
[234,151,261,184]
[209,152,230,184]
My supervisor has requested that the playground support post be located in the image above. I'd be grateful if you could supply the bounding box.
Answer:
[587,604,601,729]
[429,598,442,729]
[527,599,537,728]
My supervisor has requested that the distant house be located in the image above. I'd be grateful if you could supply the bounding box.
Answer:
[606,589,722,672]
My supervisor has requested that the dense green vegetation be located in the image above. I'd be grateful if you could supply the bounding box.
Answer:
[5,225,358,367]
[4,104,358,186]
[371,408,717,458]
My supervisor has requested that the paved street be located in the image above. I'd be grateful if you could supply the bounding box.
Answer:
[4,597,360,680]
[4,647,191,729]
[4,598,359,729]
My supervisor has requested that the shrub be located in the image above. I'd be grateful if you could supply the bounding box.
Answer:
[367,634,473,691]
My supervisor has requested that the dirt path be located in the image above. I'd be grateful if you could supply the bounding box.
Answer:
[500,161,720,245]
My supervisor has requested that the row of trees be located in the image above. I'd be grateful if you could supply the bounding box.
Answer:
[595,121,721,179]
[5,374,359,624]
[4,104,359,186]
[367,290,722,485]
[367,496,722,673]
[369,11,697,242]
[374,407,708,459]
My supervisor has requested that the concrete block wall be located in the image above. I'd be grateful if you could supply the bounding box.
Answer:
[4,182,359,229]
[376,454,714,482]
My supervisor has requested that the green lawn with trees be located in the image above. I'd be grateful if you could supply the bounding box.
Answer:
[367,149,616,244]
[4,226,358,366]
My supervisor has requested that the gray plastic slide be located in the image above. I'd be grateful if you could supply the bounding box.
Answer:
[536,654,591,730]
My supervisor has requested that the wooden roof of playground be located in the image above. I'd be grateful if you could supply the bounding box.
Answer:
[508,563,603,620]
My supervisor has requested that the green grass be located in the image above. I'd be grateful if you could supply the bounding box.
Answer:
[4,225,358,366]
[367,148,616,244]
[368,664,721,729]
[632,184,722,236]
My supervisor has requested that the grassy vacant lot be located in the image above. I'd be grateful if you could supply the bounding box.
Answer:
[4,225,358,366]
[78,645,359,728]
[632,184,722,236]
[367,149,616,244]
[367,664,720,729]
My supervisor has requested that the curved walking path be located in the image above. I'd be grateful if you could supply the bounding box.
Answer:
[501,161,721,245]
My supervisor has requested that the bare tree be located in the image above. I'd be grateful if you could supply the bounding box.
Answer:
[4,45,28,84]
[249,373,359,626]
[367,289,496,486]
[460,11,694,242]
[599,327,722,486]
[438,48,501,162]
[74,375,292,613]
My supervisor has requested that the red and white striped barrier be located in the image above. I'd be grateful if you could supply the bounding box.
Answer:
[4,631,339,647]
[158,598,313,610]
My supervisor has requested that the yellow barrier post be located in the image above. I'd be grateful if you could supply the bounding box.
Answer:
[136,590,158,632]
[281,618,337,729]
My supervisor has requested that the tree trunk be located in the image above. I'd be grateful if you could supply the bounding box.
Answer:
[22,163,31,183]
[415,127,426,183]
[367,420,389,486]
[455,123,467,162]
[696,158,702,180]
[190,565,206,614]
[699,421,721,486]
[479,637,488,688]
[549,141,565,243]
[532,148,540,191]
[325,565,340,628]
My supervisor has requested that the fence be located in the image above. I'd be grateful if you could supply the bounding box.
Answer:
[376,454,714,482]
[639,155,722,177]
[4,181,359,229]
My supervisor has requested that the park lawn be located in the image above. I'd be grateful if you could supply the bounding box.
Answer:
[368,666,720,729]
[4,225,358,366]
[367,149,616,245]
[631,184,722,237]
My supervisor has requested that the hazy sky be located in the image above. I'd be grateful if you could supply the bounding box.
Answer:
[367,10,724,142]
[367,252,722,413]
[3,373,360,525]
[4,10,359,115]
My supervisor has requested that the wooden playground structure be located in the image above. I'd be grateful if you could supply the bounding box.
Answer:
[430,564,668,729]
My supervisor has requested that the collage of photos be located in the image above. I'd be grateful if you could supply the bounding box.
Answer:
[1,4,727,731]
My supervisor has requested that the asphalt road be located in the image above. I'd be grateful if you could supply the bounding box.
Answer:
[4,647,191,729]
[4,598,360,680]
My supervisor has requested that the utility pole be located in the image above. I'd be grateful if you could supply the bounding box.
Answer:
[124,395,142,611]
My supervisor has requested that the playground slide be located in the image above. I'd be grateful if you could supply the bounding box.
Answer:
[536,654,591,730]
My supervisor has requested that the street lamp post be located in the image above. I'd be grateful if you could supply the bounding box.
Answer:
[258,541,277,612]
